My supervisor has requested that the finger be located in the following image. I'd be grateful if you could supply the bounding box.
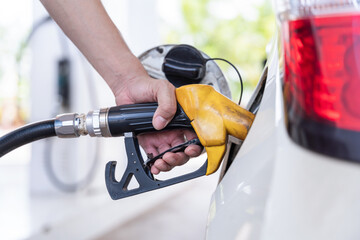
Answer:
[152,80,177,130]
[163,152,189,167]
[152,159,172,174]
[183,129,202,157]
[184,144,202,157]
[151,165,160,175]
[171,139,186,148]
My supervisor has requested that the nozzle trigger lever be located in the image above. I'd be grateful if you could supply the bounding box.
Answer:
[105,132,207,200]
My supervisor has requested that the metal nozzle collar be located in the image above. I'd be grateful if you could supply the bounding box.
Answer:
[86,108,111,137]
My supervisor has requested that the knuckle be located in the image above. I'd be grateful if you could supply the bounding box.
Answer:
[164,155,177,166]
[155,160,169,170]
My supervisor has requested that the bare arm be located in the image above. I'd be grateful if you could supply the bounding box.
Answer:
[41,0,175,129]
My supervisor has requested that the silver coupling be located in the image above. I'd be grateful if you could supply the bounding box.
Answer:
[86,108,112,137]
[55,113,87,138]
[55,108,111,138]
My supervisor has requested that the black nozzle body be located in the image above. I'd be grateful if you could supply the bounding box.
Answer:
[107,103,192,136]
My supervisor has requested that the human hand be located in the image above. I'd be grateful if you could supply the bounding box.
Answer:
[112,59,202,174]
[138,129,201,174]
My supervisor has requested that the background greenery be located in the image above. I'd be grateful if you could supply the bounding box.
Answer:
[163,0,275,103]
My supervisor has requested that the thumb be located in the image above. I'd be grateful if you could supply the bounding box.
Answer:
[152,80,177,130]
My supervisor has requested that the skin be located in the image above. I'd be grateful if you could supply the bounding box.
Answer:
[40,0,202,174]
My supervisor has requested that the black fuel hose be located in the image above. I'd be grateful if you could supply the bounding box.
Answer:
[0,119,56,157]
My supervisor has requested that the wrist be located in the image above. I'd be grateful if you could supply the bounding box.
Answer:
[105,52,148,98]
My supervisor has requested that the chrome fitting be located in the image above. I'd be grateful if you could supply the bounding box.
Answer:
[55,113,85,138]
[86,108,111,137]
[55,108,111,138]
[75,113,87,136]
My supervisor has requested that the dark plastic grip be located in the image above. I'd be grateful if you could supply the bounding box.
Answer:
[107,103,192,136]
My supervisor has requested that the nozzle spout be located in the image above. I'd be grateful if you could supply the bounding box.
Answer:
[176,84,255,175]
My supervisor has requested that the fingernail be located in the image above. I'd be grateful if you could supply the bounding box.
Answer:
[154,116,167,130]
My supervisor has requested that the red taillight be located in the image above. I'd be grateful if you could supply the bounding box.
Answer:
[284,13,360,130]
[278,1,360,161]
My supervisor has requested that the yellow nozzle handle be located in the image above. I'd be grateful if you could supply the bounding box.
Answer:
[176,85,255,175]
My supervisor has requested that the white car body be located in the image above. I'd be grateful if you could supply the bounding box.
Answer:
[206,30,360,240]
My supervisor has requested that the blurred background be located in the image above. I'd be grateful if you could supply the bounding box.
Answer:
[0,0,274,239]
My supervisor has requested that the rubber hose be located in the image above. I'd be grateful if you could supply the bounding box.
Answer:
[0,119,56,157]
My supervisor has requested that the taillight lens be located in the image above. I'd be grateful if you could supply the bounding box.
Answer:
[277,0,360,161]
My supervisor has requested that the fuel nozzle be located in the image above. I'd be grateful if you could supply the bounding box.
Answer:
[105,84,255,199]
[54,103,192,138]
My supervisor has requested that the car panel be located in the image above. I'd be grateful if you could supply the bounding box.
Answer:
[206,28,360,240]
[206,35,279,240]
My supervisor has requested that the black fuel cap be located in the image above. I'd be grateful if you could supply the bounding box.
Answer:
[162,44,206,87]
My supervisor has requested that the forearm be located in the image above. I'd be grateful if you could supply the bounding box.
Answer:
[40,0,147,94]
[42,0,177,131]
